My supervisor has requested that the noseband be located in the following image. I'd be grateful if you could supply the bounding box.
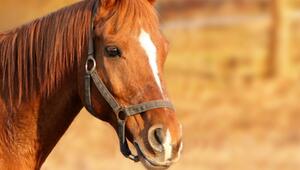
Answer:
[84,1,174,162]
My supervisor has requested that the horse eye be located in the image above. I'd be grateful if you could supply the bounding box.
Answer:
[105,46,121,58]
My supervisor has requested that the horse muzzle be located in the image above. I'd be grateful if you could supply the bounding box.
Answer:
[133,125,183,170]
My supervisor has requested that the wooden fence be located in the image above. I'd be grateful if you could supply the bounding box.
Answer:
[162,0,300,79]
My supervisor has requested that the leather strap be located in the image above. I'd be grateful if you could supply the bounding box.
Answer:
[90,70,122,113]
[84,0,175,162]
[86,66,174,162]
[122,100,174,117]
[89,69,174,116]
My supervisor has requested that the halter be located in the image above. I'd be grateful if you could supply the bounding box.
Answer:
[84,1,174,162]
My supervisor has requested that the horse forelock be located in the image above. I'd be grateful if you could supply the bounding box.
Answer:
[0,0,98,110]
[103,0,159,34]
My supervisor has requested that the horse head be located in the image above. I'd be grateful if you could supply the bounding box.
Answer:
[78,0,183,169]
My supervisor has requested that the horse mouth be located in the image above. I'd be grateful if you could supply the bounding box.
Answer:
[134,142,171,170]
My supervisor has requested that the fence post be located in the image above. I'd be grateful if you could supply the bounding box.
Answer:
[266,0,291,78]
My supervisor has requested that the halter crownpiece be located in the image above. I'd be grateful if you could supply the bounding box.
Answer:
[84,0,175,162]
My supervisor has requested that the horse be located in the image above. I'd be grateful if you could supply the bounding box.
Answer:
[0,0,183,169]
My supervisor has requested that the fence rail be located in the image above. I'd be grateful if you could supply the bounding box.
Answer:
[162,11,300,30]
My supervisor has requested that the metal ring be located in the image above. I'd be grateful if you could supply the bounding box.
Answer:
[118,110,127,121]
[85,56,96,74]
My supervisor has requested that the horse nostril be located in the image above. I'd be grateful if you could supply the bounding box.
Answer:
[148,126,165,152]
[154,128,164,145]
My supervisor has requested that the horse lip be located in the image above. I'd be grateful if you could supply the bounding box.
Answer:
[134,142,171,169]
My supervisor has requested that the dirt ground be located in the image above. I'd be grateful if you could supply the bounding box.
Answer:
[44,11,300,170]
[42,78,300,170]
[43,22,300,170]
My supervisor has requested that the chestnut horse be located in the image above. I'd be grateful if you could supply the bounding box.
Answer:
[0,0,182,169]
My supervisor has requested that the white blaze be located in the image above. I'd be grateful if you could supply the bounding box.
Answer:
[139,29,163,93]
[139,29,173,160]
[177,141,183,159]
[163,129,173,160]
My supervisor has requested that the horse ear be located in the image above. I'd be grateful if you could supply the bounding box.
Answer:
[100,0,118,9]
[95,0,118,22]
[148,0,156,5]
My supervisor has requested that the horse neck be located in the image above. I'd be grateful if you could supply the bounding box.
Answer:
[0,69,83,169]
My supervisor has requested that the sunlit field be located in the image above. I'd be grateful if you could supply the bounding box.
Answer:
[43,22,300,170]
[1,1,300,170]
[163,27,300,170]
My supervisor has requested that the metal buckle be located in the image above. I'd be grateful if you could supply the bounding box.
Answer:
[117,110,127,121]
[85,56,96,74]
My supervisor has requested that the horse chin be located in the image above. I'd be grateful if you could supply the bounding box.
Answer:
[134,142,171,170]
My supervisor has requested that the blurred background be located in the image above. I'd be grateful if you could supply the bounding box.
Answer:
[1,0,300,170]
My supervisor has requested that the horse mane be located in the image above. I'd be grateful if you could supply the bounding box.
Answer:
[0,0,159,110]
[0,0,96,109]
